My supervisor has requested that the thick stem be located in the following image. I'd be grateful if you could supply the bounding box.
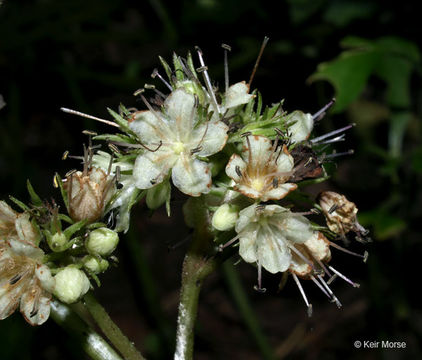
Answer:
[174,228,217,360]
[84,292,145,360]
[50,300,123,360]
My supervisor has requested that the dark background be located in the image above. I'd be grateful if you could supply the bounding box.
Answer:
[1,0,421,359]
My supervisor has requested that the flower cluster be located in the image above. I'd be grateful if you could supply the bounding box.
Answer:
[1,44,370,328]
[73,46,369,315]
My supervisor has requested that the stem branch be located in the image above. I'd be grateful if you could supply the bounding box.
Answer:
[84,292,145,360]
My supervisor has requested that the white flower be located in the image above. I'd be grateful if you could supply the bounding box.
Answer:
[286,111,313,144]
[226,135,297,201]
[129,89,229,196]
[234,204,313,274]
[222,81,254,111]
[0,202,54,325]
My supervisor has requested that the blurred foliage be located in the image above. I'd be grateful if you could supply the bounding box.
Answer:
[1,0,422,359]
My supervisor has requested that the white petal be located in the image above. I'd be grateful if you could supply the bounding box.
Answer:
[238,227,258,264]
[288,111,313,143]
[171,156,212,196]
[304,232,331,262]
[258,229,291,274]
[276,151,295,174]
[0,278,27,320]
[224,81,253,109]
[226,154,247,182]
[15,213,38,245]
[235,204,259,233]
[241,135,273,169]
[129,110,173,144]
[133,150,176,190]
[9,238,44,260]
[190,121,228,157]
[279,214,313,244]
[236,184,261,199]
[165,89,196,138]
[0,200,17,223]
[260,183,297,201]
[289,253,312,277]
[20,283,51,325]
[35,264,55,292]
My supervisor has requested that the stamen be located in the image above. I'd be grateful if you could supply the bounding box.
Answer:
[317,274,342,307]
[248,36,269,89]
[61,107,120,128]
[195,46,220,114]
[151,68,173,91]
[221,43,231,93]
[310,275,331,298]
[9,274,22,285]
[218,233,241,251]
[292,273,313,317]
[328,265,360,288]
[312,98,336,121]
[107,154,114,176]
[329,241,368,262]
[253,261,266,293]
[65,169,77,178]
[190,146,202,155]
[311,124,355,144]
[272,178,279,188]
[29,304,39,318]
[62,151,69,160]
[319,134,346,145]
[288,245,314,268]
[82,130,98,136]
[235,165,243,178]
[324,150,354,159]
[108,143,121,154]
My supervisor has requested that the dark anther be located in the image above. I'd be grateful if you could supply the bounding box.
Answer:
[9,274,22,285]
[140,140,162,152]
[272,178,279,188]
[235,165,243,177]
[190,146,202,155]
[241,131,252,137]
[253,285,267,293]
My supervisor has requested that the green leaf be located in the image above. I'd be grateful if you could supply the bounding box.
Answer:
[27,179,43,206]
[309,50,379,112]
[309,36,421,112]
[159,55,172,81]
[8,196,29,211]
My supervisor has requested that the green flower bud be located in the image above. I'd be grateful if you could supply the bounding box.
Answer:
[212,204,239,231]
[51,232,67,249]
[83,255,109,274]
[54,267,90,303]
[86,228,119,256]
[146,180,171,210]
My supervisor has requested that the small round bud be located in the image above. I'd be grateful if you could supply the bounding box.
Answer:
[86,228,119,256]
[83,255,109,274]
[51,232,67,249]
[54,267,90,303]
[212,204,239,231]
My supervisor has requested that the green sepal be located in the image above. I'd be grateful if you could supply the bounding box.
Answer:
[173,53,185,82]
[93,133,135,143]
[186,52,198,79]
[27,179,43,207]
[63,219,87,239]
[55,173,69,211]
[159,55,173,81]
[106,108,129,132]
[8,195,30,211]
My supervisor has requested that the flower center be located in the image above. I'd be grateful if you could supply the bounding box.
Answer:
[173,142,185,154]
[250,178,265,192]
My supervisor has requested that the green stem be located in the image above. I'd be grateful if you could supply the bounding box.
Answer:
[50,300,123,360]
[174,227,217,360]
[222,261,275,360]
[83,292,145,360]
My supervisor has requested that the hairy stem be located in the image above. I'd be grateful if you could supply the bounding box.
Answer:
[84,292,145,360]
[174,226,217,360]
[50,300,123,360]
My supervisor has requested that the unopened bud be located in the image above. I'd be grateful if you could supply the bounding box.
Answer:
[212,203,239,231]
[54,267,90,303]
[83,255,109,274]
[51,232,67,249]
[86,228,119,256]
[318,191,366,238]
[64,168,115,223]
[146,180,171,210]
